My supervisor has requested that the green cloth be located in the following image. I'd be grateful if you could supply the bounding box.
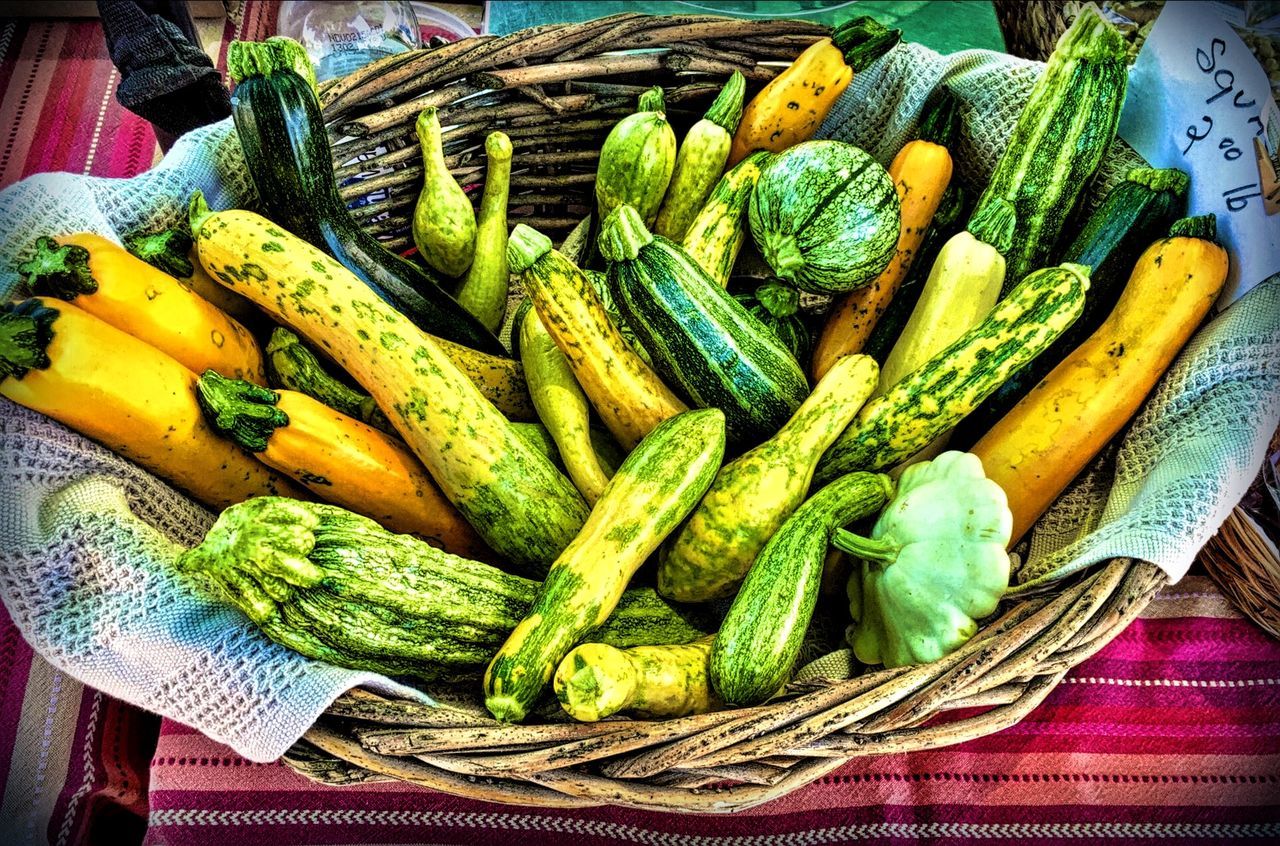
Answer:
[484,1,1005,53]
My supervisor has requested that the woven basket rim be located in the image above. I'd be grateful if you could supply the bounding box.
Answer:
[288,559,1167,811]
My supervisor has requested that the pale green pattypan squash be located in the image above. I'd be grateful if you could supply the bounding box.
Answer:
[837,451,1012,668]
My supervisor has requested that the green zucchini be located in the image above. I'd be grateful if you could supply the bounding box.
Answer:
[455,131,513,332]
[709,471,894,706]
[973,6,1130,288]
[655,72,746,241]
[178,497,714,680]
[601,204,810,445]
[484,408,726,722]
[953,166,1189,448]
[815,262,1091,483]
[596,87,677,228]
[659,354,879,603]
[412,107,477,278]
[681,151,772,288]
[226,38,503,355]
[749,140,900,294]
[732,280,810,363]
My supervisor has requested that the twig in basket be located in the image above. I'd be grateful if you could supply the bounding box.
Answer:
[320,45,450,112]
[665,41,756,69]
[553,12,702,61]
[707,38,822,61]
[323,36,497,116]
[340,79,488,137]
[473,53,669,91]
[627,18,829,47]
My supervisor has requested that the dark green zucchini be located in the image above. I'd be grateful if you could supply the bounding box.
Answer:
[600,204,810,445]
[226,38,504,355]
[951,166,1189,449]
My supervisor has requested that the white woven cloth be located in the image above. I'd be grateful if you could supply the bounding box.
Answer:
[1,41,1278,763]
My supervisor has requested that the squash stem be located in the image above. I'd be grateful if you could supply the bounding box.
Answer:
[832,17,902,72]
[966,196,1016,256]
[832,528,899,565]
[415,108,448,169]
[754,280,799,318]
[228,37,317,92]
[194,369,288,453]
[188,191,215,239]
[638,86,666,114]
[0,299,58,381]
[703,71,746,134]
[597,204,654,263]
[17,236,98,299]
[1126,166,1190,198]
[506,224,554,274]
[124,228,195,278]
[916,88,959,147]
[1168,214,1217,242]
[759,230,807,284]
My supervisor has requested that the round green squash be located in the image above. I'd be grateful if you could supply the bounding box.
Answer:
[748,140,899,295]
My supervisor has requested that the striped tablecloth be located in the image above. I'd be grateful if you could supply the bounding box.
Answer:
[1,5,1278,845]
[137,578,1280,844]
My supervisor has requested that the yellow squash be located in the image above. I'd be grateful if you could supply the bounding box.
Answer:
[19,233,266,383]
[0,297,303,510]
[972,215,1229,544]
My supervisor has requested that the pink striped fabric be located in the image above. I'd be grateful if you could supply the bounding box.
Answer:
[142,578,1280,845]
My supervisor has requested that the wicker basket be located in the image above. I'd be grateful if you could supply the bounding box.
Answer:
[258,13,1190,811]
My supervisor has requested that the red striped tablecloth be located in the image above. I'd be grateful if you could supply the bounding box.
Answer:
[142,578,1280,845]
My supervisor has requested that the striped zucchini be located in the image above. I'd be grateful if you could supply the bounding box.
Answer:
[659,354,879,603]
[601,204,810,445]
[484,409,726,722]
[974,5,1129,288]
[815,262,1091,483]
[596,87,677,228]
[749,140,900,294]
[189,194,589,575]
[682,151,771,288]
[178,497,715,681]
[507,224,687,450]
[554,637,716,721]
[655,72,746,241]
[710,471,894,706]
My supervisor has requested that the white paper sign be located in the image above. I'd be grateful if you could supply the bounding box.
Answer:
[1118,0,1280,308]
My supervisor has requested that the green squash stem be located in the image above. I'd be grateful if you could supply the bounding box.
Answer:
[1169,214,1217,241]
[831,16,902,71]
[188,190,215,239]
[703,71,746,133]
[755,280,799,318]
[227,36,317,92]
[0,299,58,380]
[506,224,554,275]
[916,88,959,147]
[598,204,654,263]
[965,196,1016,256]
[757,230,808,285]
[1128,166,1191,196]
[638,86,666,114]
[831,528,899,566]
[194,369,289,453]
[17,236,98,299]
[123,228,195,278]
[264,327,393,433]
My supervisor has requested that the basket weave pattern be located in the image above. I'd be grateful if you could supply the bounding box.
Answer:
[285,14,1174,811]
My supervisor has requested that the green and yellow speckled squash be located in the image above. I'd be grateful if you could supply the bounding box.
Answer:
[188,194,589,575]
[682,151,771,288]
[815,262,1091,483]
[484,408,726,723]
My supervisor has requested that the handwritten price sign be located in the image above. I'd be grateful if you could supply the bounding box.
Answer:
[1118,0,1280,307]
